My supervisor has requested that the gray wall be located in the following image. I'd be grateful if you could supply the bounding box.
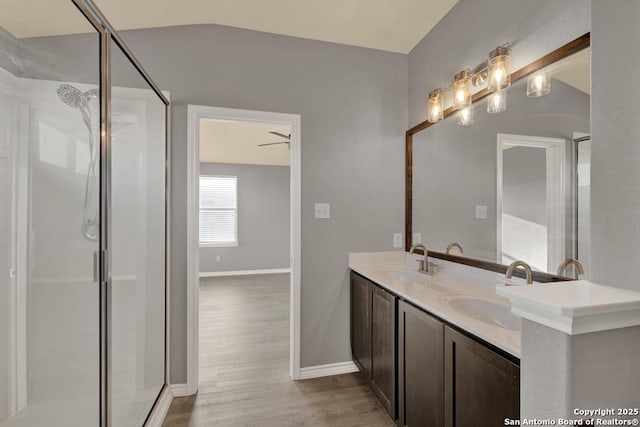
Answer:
[521,320,640,419]
[591,1,640,292]
[199,162,290,273]
[412,80,589,262]
[116,25,408,382]
[503,147,546,226]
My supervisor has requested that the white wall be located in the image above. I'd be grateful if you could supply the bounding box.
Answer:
[199,162,290,273]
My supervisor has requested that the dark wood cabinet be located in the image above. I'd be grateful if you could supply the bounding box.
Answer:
[444,326,520,427]
[351,272,371,378]
[397,300,444,427]
[350,271,396,419]
[370,284,396,417]
[351,270,520,426]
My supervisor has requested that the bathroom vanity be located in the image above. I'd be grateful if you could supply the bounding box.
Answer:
[350,252,521,425]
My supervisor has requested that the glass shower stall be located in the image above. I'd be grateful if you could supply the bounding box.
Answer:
[0,0,169,425]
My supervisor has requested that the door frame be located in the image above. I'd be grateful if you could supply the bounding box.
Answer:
[186,104,302,394]
[496,133,567,271]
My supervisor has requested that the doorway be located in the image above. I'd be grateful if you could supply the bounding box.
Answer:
[496,133,567,272]
[185,105,301,395]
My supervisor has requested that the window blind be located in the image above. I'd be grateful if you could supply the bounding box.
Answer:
[199,175,237,245]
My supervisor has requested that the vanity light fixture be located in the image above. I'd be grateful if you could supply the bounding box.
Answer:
[427,88,444,123]
[453,70,472,109]
[488,46,511,92]
[457,106,473,126]
[527,70,551,97]
[487,90,507,113]
[424,42,511,123]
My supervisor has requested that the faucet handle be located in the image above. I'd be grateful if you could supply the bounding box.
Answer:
[416,259,426,272]
[427,262,438,275]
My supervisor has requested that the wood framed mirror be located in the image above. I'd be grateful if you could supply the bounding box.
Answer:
[405,33,590,283]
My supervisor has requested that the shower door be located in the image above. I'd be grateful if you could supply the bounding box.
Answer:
[0,1,169,426]
[0,2,102,426]
[109,37,167,427]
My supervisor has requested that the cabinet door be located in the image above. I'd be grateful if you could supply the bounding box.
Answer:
[351,272,371,378]
[444,327,520,427]
[398,301,444,427]
[371,284,396,419]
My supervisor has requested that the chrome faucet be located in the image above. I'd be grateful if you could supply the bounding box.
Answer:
[505,260,533,285]
[445,242,464,255]
[557,258,584,279]
[409,243,429,274]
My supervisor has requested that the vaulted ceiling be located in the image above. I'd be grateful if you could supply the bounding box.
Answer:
[2,0,459,53]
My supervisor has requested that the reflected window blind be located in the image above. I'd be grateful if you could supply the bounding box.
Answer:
[199,175,238,245]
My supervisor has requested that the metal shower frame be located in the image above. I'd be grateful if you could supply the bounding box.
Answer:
[70,1,171,425]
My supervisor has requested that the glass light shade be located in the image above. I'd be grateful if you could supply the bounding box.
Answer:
[453,70,471,108]
[457,106,473,126]
[527,71,551,97]
[427,88,444,123]
[487,90,507,113]
[488,46,511,91]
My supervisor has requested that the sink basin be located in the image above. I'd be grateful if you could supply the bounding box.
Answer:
[448,297,521,331]
[386,268,428,284]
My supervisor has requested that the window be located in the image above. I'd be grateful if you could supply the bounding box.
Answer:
[199,175,238,246]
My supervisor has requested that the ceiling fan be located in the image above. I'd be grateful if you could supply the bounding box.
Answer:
[258,131,290,148]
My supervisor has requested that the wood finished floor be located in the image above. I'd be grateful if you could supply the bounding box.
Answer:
[163,273,394,427]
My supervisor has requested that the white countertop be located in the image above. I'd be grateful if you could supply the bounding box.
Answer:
[497,280,640,335]
[349,251,522,358]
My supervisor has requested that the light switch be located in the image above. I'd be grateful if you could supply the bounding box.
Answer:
[475,205,488,219]
[314,203,330,219]
[393,233,403,248]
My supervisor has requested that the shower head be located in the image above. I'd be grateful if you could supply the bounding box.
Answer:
[57,84,97,109]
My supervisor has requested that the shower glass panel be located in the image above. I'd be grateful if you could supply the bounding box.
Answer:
[0,2,101,426]
[109,38,167,426]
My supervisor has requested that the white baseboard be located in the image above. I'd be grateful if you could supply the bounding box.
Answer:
[169,383,191,397]
[145,386,173,427]
[298,361,359,380]
[200,268,291,278]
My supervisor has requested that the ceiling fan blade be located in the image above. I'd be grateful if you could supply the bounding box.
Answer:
[258,141,289,147]
[268,131,290,140]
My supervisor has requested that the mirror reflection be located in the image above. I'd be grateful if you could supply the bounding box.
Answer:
[411,47,590,279]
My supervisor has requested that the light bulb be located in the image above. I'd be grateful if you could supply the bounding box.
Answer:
[534,74,544,90]
[527,70,551,97]
[452,70,471,109]
[427,88,444,123]
[457,106,473,126]
[488,46,511,91]
[487,90,507,113]
[492,93,501,108]
[494,68,504,86]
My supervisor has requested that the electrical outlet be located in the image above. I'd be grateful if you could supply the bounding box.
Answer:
[393,233,403,248]
[475,205,488,219]
[412,233,422,244]
[314,203,330,219]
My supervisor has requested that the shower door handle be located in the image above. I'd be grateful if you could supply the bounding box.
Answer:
[93,251,99,283]
[94,250,108,283]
